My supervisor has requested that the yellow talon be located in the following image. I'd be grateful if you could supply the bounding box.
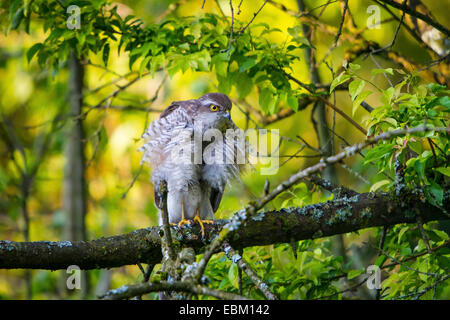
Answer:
[177,201,191,228]
[178,219,191,228]
[193,211,214,238]
[193,215,205,238]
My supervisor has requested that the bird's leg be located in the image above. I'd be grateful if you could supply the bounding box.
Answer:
[178,201,191,228]
[193,208,214,238]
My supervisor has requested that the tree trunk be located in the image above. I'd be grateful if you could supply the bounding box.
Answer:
[62,51,88,297]
[296,0,360,296]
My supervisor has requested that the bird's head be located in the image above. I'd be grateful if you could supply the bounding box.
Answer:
[195,92,233,131]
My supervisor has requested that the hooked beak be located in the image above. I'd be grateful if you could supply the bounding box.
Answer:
[224,112,231,120]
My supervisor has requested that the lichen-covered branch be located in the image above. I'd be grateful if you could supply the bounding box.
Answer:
[223,242,279,300]
[99,280,249,300]
[1,189,448,270]
[307,175,358,197]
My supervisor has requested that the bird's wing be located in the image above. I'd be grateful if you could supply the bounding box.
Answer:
[160,101,180,118]
[210,187,223,213]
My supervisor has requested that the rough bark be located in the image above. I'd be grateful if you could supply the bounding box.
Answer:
[0,191,448,270]
[64,51,87,244]
[62,51,88,295]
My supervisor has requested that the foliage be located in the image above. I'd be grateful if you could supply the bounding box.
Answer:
[9,0,309,115]
[332,64,449,208]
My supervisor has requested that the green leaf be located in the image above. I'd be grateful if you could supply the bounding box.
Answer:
[217,74,232,94]
[259,87,276,114]
[374,255,387,267]
[27,43,43,62]
[370,179,390,192]
[347,269,365,280]
[349,79,366,101]
[102,43,110,66]
[363,143,395,165]
[11,8,24,30]
[436,167,450,177]
[398,226,409,244]
[382,117,397,127]
[348,63,360,70]
[236,73,253,99]
[193,50,211,72]
[400,247,411,256]
[428,83,446,93]
[382,87,395,105]
[213,58,228,77]
[150,54,165,73]
[426,181,444,206]
[239,57,257,72]
[330,71,351,93]
[408,140,422,154]
[414,151,432,182]
[432,229,449,241]
[273,245,296,272]
[228,263,239,289]
[352,91,372,116]
[139,55,151,76]
[287,95,298,112]
[438,96,450,110]
[372,68,394,76]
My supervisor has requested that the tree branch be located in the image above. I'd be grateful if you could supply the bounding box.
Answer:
[223,242,279,300]
[1,189,448,270]
[376,0,449,37]
[100,280,249,300]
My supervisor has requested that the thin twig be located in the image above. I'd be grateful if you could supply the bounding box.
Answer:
[394,274,450,300]
[284,71,368,135]
[223,242,279,300]
[376,0,449,37]
[417,53,450,72]
[333,0,349,48]
[239,0,269,34]
[316,276,368,300]
[371,0,407,55]
[371,0,437,57]
[376,225,388,299]
[227,0,235,53]
[377,247,438,277]
[307,174,358,197]
[417,217,433,254]
[238,248,243,295]
[100,281,249,300]
[158,181,176,261]
[121,165,143,199]
[237,0,243,14]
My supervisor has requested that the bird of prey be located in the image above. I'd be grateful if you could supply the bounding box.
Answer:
[139,93,245,235]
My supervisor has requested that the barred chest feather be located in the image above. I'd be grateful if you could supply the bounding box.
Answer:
[139,107,243,193]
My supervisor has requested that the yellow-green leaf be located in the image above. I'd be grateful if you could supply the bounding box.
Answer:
[349,79,366,101]
[352,91,372,116]
[370,179,390,192]
[436,167,450,177]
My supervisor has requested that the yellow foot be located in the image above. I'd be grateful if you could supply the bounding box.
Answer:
[193,216,214,238]
[178,219,192,228]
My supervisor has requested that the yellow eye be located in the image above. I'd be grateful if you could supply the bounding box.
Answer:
[210,104,219,112]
